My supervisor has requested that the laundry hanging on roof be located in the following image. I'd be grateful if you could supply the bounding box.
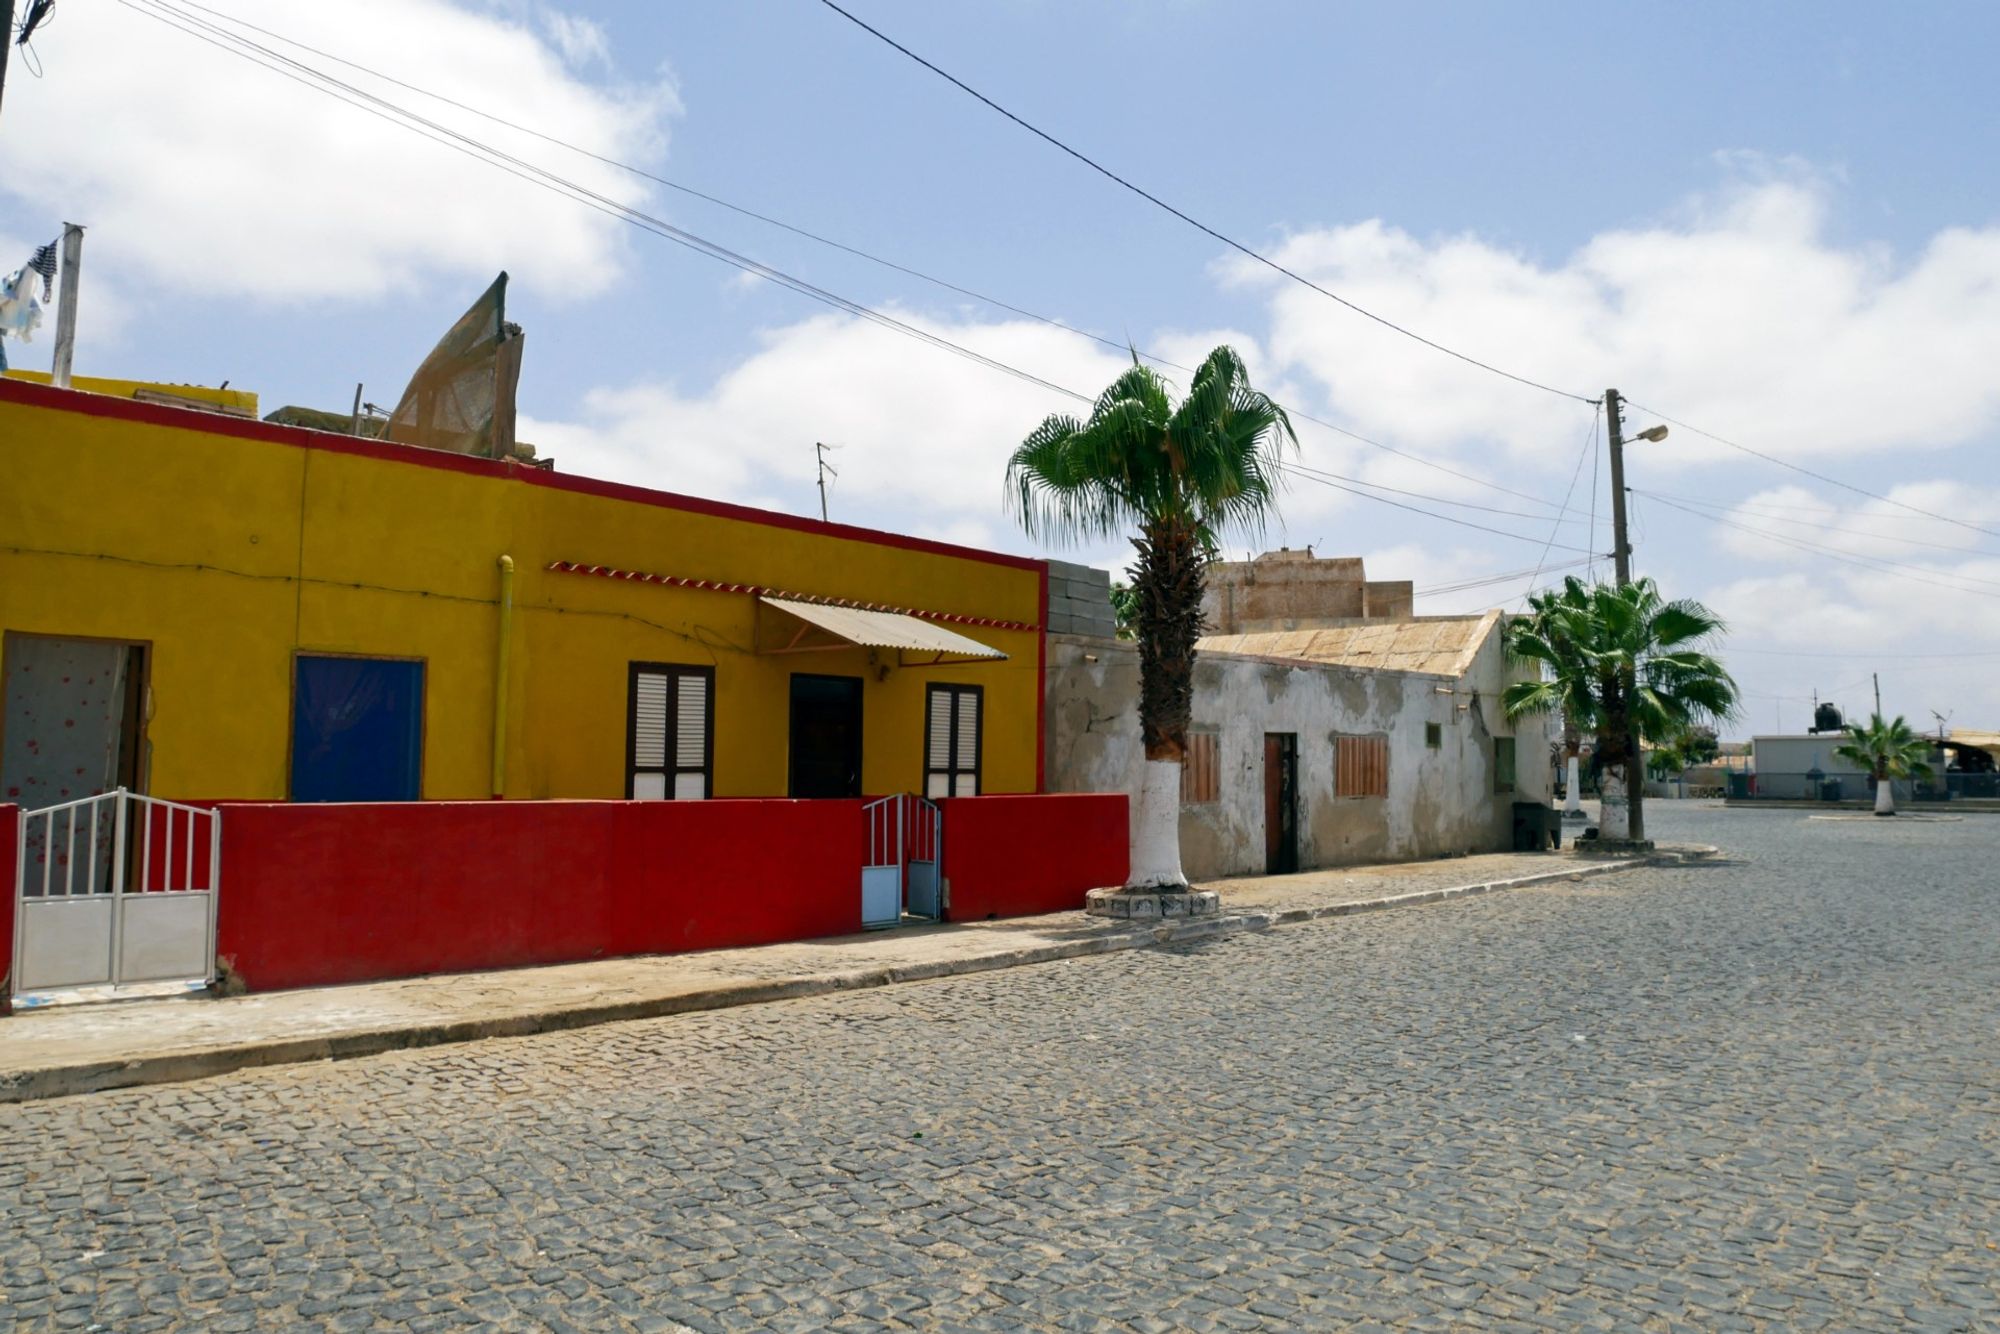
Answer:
[27,239,59,301]
[0,266,46,346]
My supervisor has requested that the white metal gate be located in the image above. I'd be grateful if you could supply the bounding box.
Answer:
[11,790,219,1002]
[861,793,943,928]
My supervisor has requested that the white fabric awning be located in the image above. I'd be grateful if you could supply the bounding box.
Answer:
[760,597,1007,661]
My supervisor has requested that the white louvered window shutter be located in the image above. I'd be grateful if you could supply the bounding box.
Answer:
[925,685,982,798]
[927,688,953,770]
[954,691,981,795]
[674,674,709,799]
[631,666,712,800]
[631,671,670,800]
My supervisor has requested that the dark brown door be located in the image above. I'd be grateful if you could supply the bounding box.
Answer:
[1264,733,1298,874]
[789,674,864,797]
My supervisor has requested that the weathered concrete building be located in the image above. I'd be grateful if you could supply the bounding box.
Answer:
[1046,553,1550,880]
[1202,547,1414,633]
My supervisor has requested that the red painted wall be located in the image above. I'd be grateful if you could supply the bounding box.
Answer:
[941,793,1128,921]
[215,799,864,992]
[0,804,14,1013]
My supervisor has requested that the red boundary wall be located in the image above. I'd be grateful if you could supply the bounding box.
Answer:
[214,799,864,992]
[0,804,15,1014]
[941,793,1128,921]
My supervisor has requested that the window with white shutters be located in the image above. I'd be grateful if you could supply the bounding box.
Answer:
[627,664,713,799]
[924,684,983,798]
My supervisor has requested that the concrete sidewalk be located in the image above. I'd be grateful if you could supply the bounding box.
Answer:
[0,844,1713,1103]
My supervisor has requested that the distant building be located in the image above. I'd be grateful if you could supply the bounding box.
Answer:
[1201,548,1413,633]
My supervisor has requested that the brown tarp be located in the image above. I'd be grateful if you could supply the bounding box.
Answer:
[384,272,523,458]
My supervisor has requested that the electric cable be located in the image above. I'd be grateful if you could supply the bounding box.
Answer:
[813,0,1597,405]
[1634,489,1995,555]
[160,0,1567,515]
[121,0,1627,557]
[1278,465,1601,554]
[1642,493,2000,600]
[1522,404,1601,603]
[1627,401,2000,541]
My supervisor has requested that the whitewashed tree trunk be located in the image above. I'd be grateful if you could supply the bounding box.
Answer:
[1598,766,1632,840]
[1874,776,1896,815]
[1127,758,1187,888]
[1564,755,1585,817]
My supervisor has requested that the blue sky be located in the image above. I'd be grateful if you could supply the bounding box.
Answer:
[4,0,1998,735]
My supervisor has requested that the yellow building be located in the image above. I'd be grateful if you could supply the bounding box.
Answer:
[0,376,1045,806]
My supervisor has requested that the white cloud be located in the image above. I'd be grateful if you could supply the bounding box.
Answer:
[1706,483,2000,562]
[0,0,679,302]
[514,161,2000,724]
[522,311,1136,554]
[1231,164,2000,474]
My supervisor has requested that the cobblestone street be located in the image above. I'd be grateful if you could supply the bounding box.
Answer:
[3,804,1996,1331]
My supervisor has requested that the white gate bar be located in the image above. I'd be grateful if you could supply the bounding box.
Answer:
[108,791,130,982]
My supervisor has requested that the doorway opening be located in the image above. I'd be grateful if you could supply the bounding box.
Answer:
[1263,732,1299,874]
[789,673,863,798]
[1,633,148,810]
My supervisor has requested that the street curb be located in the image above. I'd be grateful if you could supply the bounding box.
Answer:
[0,847,1714,1104]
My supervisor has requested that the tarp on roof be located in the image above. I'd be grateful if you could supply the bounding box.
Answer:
[761,597,1007,661]
[384,272,523,459]
[1197,611,1502,678]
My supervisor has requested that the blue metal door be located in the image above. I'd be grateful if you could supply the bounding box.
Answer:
[291,656,424,801]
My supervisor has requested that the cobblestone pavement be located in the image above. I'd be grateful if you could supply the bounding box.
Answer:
[3,804,1996,1332]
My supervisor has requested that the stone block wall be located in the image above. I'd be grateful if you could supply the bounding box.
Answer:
[1045,559,1118,639]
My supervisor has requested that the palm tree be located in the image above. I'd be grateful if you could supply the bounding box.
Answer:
[1834,713,1934,816]
[1007,347,1296,890]
[1505,578,1600,819]
[1504,576,1738,842]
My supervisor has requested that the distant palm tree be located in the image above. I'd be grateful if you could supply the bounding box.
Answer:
[1504,576,1737,841]
[1007,347,1295,889]
[1834,713,1935,816]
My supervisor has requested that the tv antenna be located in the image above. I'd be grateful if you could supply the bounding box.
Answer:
[814,441,841,522]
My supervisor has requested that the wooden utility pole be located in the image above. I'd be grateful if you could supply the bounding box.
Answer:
[1873,672,1882,721]
[1603,387,1644,843]
[1605,388,1633,586]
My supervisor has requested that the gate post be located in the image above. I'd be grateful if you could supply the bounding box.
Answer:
[107,788,131,986]
[207,807,222,986]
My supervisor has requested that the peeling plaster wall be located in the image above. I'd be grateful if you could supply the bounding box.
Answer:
[1046,632,1550,881]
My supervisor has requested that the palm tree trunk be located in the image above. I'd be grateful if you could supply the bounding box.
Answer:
[1562,729,1584,818]
[1874,763,1895,815]
[1126,518,1203,889]
[1597,678,1635,841]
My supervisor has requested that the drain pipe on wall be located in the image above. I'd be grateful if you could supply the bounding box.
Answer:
[493,554,515,798]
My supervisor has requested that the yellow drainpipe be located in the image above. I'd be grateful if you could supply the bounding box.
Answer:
[493,554,515,798]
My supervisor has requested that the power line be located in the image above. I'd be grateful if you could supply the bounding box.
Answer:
[126,0,1597,558]
[1523,403,1601,604]
[1640,490,2000,592]
[1418,555,1595,597]
[1636,489,1997,555]
[1278,464,1601,554]
[120,0,1090,406]
[1627,401,2000,541]
[1726,646,2000,660]
[1643,492,2000,600]
[813,0,1596,406]
[1286,459,1581,523]
[156,0,1568,517]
